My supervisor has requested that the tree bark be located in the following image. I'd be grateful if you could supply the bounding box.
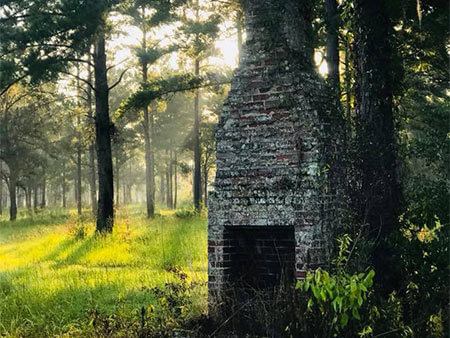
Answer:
[236,10,243,61]
[94,33,114,233]
[203,165,208,208]
[0,173,2,216]
[344,41,351,119]
[165,150,170,208]
[25,186,31,209]
[33,183,38,210]
[76,116,82,216]
[87,53,97,216]
[115,153,119,206]
[76,64,83,216]
[168,149,173,208]
[325,0,340,92]
[160,167,165,205]
[62,167,66,208]
[141,7,156,218]
[174,151,178,209]
[354,0,402,293]
[9,173,17,221]
[40,175,46,209]
[193,58,202,211]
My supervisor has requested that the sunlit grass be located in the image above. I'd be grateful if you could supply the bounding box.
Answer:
[0,205,207,336]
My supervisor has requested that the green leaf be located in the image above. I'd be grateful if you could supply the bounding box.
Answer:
[341,313,349,327]
[304,280,310,291]
[352,308,361,320]
[358,296,363,307]
[320,289,327,301]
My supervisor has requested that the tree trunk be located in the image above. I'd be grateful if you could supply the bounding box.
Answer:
[9,174,17,221]
[25,187,31,209]
[354,0,402,293]
[17,187,23,208]
[40,175,46,209]
[115,153,120,206]
[77,120,82,216]
[33,183,38,210]
[141,8,155,218]
[325,0,340,92]
[236,10,243,61]
[344,41,351,119]
[62,169,66,208]
[193,59,202,211]
[160,167,165,205]
[165,151,170,208]
[168,149,173,208]
[174,151,178,209]
[94,33,114,233]
[0,175,3,216]
[203,166,208,208]
[87,53,97,216]
[74,172,78,206]
[76,64,83,216]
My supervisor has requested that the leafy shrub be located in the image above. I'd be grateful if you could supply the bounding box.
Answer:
[296,268,374,331]
[174,209,197,219]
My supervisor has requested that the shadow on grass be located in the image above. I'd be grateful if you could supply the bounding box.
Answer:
[41,237,78,262]
[50,236,96,268]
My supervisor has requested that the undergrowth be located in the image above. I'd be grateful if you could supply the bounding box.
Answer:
[0,205,207,337]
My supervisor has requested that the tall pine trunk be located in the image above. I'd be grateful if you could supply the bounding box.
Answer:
[160,168,165,205]
[25,187,31,209]
[354,0,402,293]
[62,168,66,208]
[168,150,173,209]
[76,116,82,216]
[94,33,114,233]
[9,173,17,221]
[0,171,3,216]
[174,151,177,209]
[193,59,201,211]
[236,10,243,60]
[87,54,97,216]
[33,183,38,210]
[325,0,340,92]
[203,164,208,208]
[40,175,46,209]
[76,65,83,216]
[141,8,155,218]
[115,154,119,206]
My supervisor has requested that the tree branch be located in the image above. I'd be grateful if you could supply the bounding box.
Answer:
[108,68,130,91]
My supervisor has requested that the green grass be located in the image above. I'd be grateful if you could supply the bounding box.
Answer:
[0,205,207,337]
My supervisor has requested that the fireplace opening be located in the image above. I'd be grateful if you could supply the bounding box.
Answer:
[223,227,296,290]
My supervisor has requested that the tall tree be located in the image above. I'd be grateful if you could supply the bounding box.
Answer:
[0,0,123,232]
[325,0,340,92]
[179,0,219,210]
[93,32,115,232]
[86,54,98,215]
[354,0,402,292]
[121,0,182,217]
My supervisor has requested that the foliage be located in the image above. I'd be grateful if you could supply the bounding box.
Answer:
[174,208,197,218]
[295,235,375,335]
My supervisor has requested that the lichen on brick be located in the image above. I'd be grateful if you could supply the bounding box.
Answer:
[208,0,342,312]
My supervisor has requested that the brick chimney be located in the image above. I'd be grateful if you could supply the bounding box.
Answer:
[208,0,340,311]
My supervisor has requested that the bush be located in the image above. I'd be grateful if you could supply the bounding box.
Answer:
[174,209,197,219]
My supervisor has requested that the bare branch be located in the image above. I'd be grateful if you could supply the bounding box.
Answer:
[108,68,130,91]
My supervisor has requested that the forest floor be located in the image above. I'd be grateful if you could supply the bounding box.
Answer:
[0,205,208,337]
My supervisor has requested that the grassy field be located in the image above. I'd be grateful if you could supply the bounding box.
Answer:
[0,206,208,337]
